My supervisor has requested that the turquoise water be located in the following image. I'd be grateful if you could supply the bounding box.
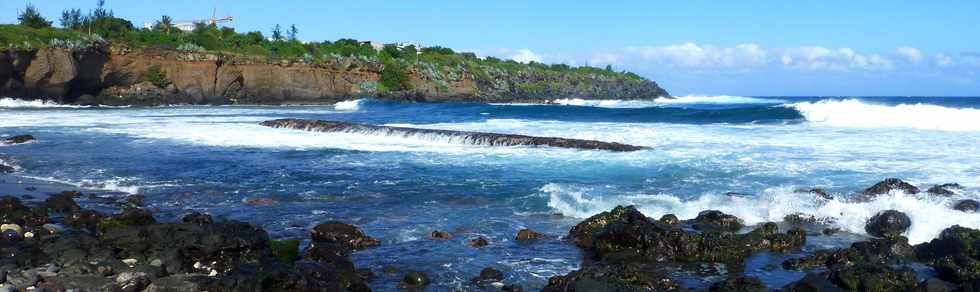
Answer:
[2,96,980,289]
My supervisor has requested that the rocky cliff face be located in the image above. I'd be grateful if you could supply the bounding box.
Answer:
[0,46,669,105]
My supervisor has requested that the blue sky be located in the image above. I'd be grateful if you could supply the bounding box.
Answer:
[3,0,979,96]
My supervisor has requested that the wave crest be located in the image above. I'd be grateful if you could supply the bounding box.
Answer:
[547,95,785,108]
[334,99,364,111]
[0,98,89,108]
[792,99,980,131]
[542,183,980,244]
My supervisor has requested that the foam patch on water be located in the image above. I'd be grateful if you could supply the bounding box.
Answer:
[20,175,157,194]
[334,99,364,111]
[546,96,785,108]
[542,183,980,244]
[792,99,980,131]
[0,98,89,108]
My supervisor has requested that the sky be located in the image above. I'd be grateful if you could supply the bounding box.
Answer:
[2,0,979,96]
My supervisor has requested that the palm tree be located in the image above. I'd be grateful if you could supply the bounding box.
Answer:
[154,15,173,34]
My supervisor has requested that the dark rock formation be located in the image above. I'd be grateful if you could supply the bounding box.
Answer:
[303,221,380,260]
[709,276,766,292]
[915,225,980,285]
[865,210,911,239]
[261,118,649,152]
[796,188,833,200]
[928,183,962,196]
[2,135,34,145]
[429,230,451,240]
[690,210,744,232]
[515,229,547,241]
[547,206,806,291]
[1,47,670,105]
[860,178,920,199]
[399,271,430,289]
[954,200,980,213]
[471,267,504,285]
[782,237,918,291]
[468,237,489,248]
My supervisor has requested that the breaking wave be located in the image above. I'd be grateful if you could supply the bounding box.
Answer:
[334,99,364,111]
[792,99,980,131]
[0,98,89,108]
[542,183,980,244]
[548,95,785,108]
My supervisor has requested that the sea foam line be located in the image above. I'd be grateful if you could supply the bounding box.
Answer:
[791,99,980,132]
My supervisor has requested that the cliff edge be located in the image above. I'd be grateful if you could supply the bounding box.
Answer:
[0,45,669,106]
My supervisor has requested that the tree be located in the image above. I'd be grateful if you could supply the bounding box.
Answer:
[19,4,52,29]
[60,9,83,29]
[93,0,110,20]
[271,24,283,41]
[605,64,614,72]
[287,24,298,41]
[154,15,174,33]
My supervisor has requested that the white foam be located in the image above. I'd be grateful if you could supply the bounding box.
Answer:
[20,175,153,194]
[334,99,363,111]
[792,99,980,131]
[549,99,662,108]
[542,183,980,244]
[0,98,89,108]
[655,95,786,105]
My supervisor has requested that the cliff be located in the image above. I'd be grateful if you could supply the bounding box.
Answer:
[0,46,669,105]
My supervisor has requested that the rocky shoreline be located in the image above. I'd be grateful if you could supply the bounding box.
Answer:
[0,46,669,106]
[0,176,977,291]
[260,119,649,152]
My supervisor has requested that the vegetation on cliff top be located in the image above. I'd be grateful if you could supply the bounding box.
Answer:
[3,1,659,96]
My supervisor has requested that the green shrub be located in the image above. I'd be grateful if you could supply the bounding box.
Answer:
[145,66,171,88]
[18,4,51,29]
[380,58,413,92]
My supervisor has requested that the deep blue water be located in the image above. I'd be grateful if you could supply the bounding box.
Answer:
[2,95,980,290]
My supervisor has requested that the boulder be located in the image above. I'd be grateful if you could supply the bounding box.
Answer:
[865,210,911,239]
[2,135,34,145]
[430,230,451,240]
[303,221,379,260]
[471,267,504,285]
[515,228,547,241]
[954,200,980,213]
[691,210,744,232]
[399,271,430,289]
[927,183,963,196]
[861,178,920,198]
[181,212,214,225]
[542,263,685,292]
[45,191,82,213]
[709,276,766,292]
[468,236,489,248]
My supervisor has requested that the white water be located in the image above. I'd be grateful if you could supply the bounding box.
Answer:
[0,98,89,108]
[791,99,980,132]
[548,95,785,108]
[334,99,364,111]
[542,183,979,244]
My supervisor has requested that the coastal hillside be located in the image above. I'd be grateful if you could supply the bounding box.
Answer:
[0,9,668,105]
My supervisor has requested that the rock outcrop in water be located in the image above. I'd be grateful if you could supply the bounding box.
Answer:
[0,47,669,105]
[260,118,648,152]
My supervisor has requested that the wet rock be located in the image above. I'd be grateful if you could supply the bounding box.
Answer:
[0,196,48,226]
[796,188,833,200]
[399,271,430,289]
[781,273,843,292]
[784,213,819,225]
[262,119,649,152]
[98,208,156,234]
[916,226,980,284]
[45,191,81,213]
[2,135,34,145]
[568,205,804,266]
[915,278,957,292]
[63,209,106,231]
[928,183,963,196]
[471,267,504,284]
[181,212,213,225]
[269,239,300,263]
[430,230,451,240]
[865,210,911,239]
[243,197,275,206]
[116,271,151,292]
[0,163,13,173]
[709,276,766,292]
[542,263,685,292]
[954,199,980,213]
[822,228,840,236]
[502,284,523,292]
[468,236,489,248]
[861,178,920,198]
[691,210,744,232]
[303,221,379,260]
[515,228,547,241]
[125,195,145,207]
[784,237,915,271]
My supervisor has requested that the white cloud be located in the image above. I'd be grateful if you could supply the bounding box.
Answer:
[896,47,923,63]
[936,53,954,67]
[509,49,542,64]
[621,42,769,69]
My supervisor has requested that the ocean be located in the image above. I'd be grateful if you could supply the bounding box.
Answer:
[2,95,979,289]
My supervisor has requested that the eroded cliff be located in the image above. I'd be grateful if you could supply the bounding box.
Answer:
[0,46,669,105]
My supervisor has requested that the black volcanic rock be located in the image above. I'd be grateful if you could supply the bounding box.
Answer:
[261,118,649,152]
[928,183,963,196]
[3,134,34,144]
[865,210,911,239]
[860,178,920,198]
[691,210,744,232]
[710,276,766,292]
[954,200,980,213]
